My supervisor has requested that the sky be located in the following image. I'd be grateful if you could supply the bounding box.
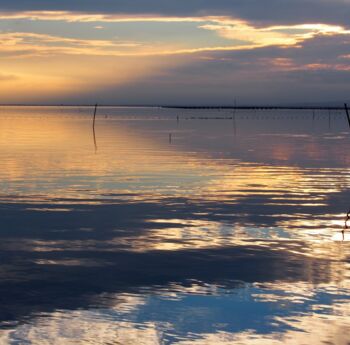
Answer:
[0,1,349,105]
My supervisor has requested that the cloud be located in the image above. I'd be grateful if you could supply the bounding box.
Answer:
[1,18,349,59]
[199,21,350,47]
[1,31,347,105]
[0,1,349,26]
[0,2,348,103]
[0,30,251,58]
[0,11,211,23]
[0,72,18,80]
[0,32,144,57]
[89,33,350,105]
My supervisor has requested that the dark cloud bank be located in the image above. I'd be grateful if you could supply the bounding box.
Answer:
[0,0,349,26]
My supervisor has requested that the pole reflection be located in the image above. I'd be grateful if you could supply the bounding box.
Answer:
[0,107,349,344]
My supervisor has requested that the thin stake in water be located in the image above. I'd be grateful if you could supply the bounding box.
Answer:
[344,103,350,128]
[93,103,98,127]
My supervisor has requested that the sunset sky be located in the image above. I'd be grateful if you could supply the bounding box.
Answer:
[0,0,349,105]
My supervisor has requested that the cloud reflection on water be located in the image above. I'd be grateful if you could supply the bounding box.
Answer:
[0,107,349,344]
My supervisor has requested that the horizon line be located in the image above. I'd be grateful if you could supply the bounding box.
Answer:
[0,103,347,110]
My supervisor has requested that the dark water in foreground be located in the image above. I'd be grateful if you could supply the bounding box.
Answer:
[0,106,349,344]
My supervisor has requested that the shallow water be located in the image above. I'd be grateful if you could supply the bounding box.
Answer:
[0,106,349,344]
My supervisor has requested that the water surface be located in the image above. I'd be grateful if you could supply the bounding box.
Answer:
[0,106,349,344]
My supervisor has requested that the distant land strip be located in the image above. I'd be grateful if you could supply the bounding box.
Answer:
[0,104,346,110]
[162,105,345,110]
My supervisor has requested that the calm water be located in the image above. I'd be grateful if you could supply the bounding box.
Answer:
[0,106,349,344]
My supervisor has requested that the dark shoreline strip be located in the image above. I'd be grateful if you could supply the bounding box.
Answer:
[162,106,345,110]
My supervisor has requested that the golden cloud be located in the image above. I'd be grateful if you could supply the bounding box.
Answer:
[0,32,143,57]
[199,21,350,47]
[0,12,349,58]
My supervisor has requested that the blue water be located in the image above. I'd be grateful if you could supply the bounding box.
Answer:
[0,106,349,344]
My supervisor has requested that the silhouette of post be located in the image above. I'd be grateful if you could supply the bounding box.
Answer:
[93,103,98,128]
[344,103,350,128]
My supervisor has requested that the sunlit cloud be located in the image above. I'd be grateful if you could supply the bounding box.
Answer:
[0,32,143,57]
[0,12,349,58]
[0,9,348,103]
[0,72,18,80]
[0,31,266,58]
[0,11,210,23]
[0,31,269,58]
[200,21,350,47]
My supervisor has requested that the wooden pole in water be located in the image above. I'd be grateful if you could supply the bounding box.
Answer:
[344,103,350,128]
[93,103,98,127]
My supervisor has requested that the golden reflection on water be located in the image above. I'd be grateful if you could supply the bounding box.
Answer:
[1,110,350,252]
[0,112,349,199]
[0,108,350,345]
[0,112,222,202]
